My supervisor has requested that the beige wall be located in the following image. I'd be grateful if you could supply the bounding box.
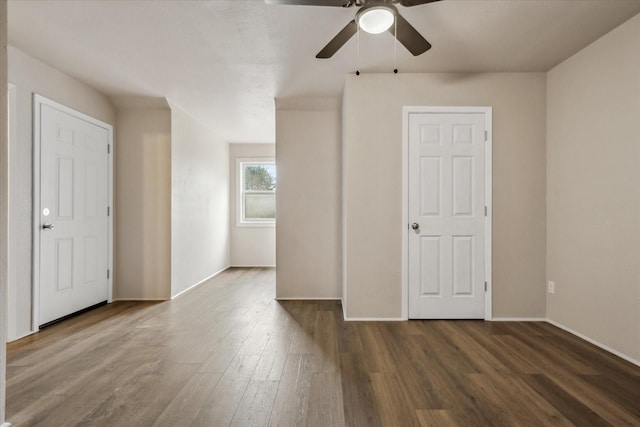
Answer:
[1,0,8,420]
[229,143,275,267]
[171,106,230,297]
[115,107,171,300]
[276,98,342,299]
[343,73,547,319]
[547,14,640,363]
[7,46,116,339]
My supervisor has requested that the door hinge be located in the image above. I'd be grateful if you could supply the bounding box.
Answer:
[107,144,111,154]
[107,206,110,216]
[484,281,487,292]
[107,269,110,279]
[484,206,487,216]
[484,130,488,141]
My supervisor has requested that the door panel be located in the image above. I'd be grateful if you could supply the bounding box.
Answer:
[55,238,73,291]
[39,103,110,325]
[409,112,486,319]
[453,156,473,216]
[84,236,98,284]
[452,235,473,295]
[420,157,441,215]
[420,236,441,295]
[57,157,74,219]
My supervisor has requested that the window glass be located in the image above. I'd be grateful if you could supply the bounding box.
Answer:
[241,162,276,223]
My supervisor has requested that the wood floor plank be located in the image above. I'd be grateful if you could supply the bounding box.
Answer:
[75,358,189,426]
[6,267,640,427]
[337,351,383,427]
[199,334,244,373]
[285,303,318,355]
[370,372,421,427]
[579,374,640,418]
[415,409,458,427]
[510,328,600,375]
[305,371,345,427]
[375,324,444,410]
[335,318,364,354]
[152,372,223,427]
[94,363,199,426]
[436,321,526,375]
[7,393,68,427]
[521,374,612,427]
[229,380,280,427]
[466,373,573,427]
[267,353,319,427]
[543,370,640,426]
[190,354,260,427]
[43,350,165,426]
[252,349,288,382]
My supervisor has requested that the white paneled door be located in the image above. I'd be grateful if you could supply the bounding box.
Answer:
[408,111,489,319]
[38,100,111,326]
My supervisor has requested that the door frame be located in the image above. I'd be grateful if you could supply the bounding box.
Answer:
[8,83,17,341]
[401,106,493,321]
[32,94,114,331]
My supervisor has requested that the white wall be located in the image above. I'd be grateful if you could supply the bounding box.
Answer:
[275,97,342,299]
[229,143,275,267]
[343,73,547,319]
[7,46,116,339]
[115,106,171,300]
[171,105,230,297]
[546,14,640,363]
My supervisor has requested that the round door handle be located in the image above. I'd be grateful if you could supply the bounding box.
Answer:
[42,223,54,230]
[411,223,419,230]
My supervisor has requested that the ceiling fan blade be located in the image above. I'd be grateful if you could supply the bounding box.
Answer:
[265,0,349,6]
[316,20,357,58]
[398,0,441,6]
[390,13,431,56]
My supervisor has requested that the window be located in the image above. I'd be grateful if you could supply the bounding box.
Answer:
[238,159,276,226]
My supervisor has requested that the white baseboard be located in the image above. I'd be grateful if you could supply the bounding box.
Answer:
[172,266,230,299]
[275,297,341,301]
[546,318,640,368]
[230,265,275,268]
[112,298,168,302]
[343,316,405,322]
[491,317,547,322]
[2,422,12,427]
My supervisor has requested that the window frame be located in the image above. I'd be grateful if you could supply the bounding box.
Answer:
[236,157,276,227]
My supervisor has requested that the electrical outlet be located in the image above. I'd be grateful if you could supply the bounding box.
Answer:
[547,281,555,294]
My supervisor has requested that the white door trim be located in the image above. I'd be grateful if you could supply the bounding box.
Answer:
[32,94,114,331]
[8,83,17,341]
[402,106,492,320]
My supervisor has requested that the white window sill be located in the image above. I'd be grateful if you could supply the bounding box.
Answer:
[236,221,276,228]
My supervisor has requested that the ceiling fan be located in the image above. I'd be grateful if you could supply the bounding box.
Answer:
[265,0,441,59]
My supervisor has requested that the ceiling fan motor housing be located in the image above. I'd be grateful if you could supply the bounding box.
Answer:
[348,0,403,6]
[356,4,398,34]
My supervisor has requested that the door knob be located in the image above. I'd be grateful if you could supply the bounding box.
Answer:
[42,223,54,230]
[411,223,419,230]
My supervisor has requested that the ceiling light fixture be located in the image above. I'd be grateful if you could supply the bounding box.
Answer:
[356,5,396,35]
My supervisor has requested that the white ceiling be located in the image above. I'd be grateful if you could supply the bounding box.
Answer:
[8,0,640,143]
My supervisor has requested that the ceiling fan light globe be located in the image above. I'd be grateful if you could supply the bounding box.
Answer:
[358,7,395,34]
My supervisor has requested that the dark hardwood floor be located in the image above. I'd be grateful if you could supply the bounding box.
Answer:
[6,268,640,426]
